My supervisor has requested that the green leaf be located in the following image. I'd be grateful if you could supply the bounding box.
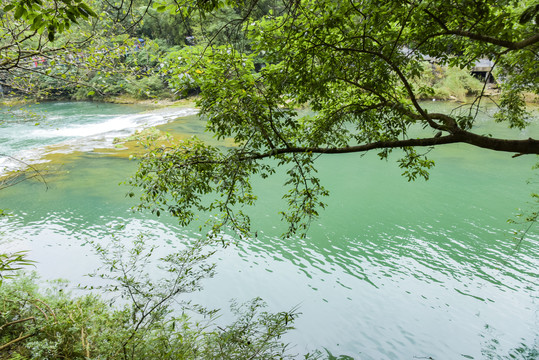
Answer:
[30,14,43,30]
[78,3,97,18]
[519,4,539,24]
[14,5,25,19]
[3,4,15,12]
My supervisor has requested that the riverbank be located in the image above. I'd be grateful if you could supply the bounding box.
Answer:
[0,95,198,108]
[3,90,538,112]
[102,95,198,108]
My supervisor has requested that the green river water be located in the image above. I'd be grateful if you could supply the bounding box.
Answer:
[0,101,537,359]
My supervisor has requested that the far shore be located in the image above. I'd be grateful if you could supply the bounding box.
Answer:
[1,93,537,112]
[0,95,199,109]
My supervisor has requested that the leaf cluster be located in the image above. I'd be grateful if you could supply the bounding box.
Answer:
[0,251,35,286]
[2,0,96,41]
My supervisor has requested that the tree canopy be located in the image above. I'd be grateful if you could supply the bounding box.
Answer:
[0,0,96,70]
[131,0,539,238]
[0,0,166,97]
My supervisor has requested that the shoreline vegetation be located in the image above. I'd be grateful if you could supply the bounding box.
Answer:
[1,57,537,107]
[0,95,198,108]
[2,83,537,109]
[1,257,307,359]
[1,54,537,108]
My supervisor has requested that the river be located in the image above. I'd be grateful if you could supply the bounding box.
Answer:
[0,101,537,359]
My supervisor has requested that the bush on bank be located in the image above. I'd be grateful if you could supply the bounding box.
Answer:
[1,275,313,360]
[0,236,317,360]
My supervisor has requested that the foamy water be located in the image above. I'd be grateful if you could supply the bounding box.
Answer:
[0,103,198,175]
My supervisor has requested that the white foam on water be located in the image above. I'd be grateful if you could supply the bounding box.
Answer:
[0,107,199,176]
[31,115,141,138]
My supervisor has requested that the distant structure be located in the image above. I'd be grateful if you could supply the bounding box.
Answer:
[471,59,495,83]
[402,47,496,84]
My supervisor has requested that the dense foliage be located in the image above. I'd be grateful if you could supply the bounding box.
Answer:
[0,0,282,99]
[1,276,303,359]
[0,0,169,99]
[1,0,510,102]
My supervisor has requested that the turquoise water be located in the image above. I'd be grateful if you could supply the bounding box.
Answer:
[0,101,538,359]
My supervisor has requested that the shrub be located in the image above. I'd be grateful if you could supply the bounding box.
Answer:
[0,236,312,359]
[414,62,484,101]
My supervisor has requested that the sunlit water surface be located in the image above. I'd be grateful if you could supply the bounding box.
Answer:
[0,101,538,359]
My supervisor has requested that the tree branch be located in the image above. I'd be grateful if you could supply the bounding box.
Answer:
[0,332,36,352]
[240,134,538,161]
[443,31,539,51]
[421,7,539,50]
[0,316,35,332]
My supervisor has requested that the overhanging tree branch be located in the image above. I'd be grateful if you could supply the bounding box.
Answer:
[443,31,539,50]
[251,132,539,159]
[240,135,538,160]
[182,134,534,167]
